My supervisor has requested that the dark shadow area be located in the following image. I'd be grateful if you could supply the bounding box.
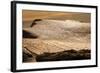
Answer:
[30,19,42,27]
[23,30,38,38]
[23,49,91,62]
[36,49,90,62]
